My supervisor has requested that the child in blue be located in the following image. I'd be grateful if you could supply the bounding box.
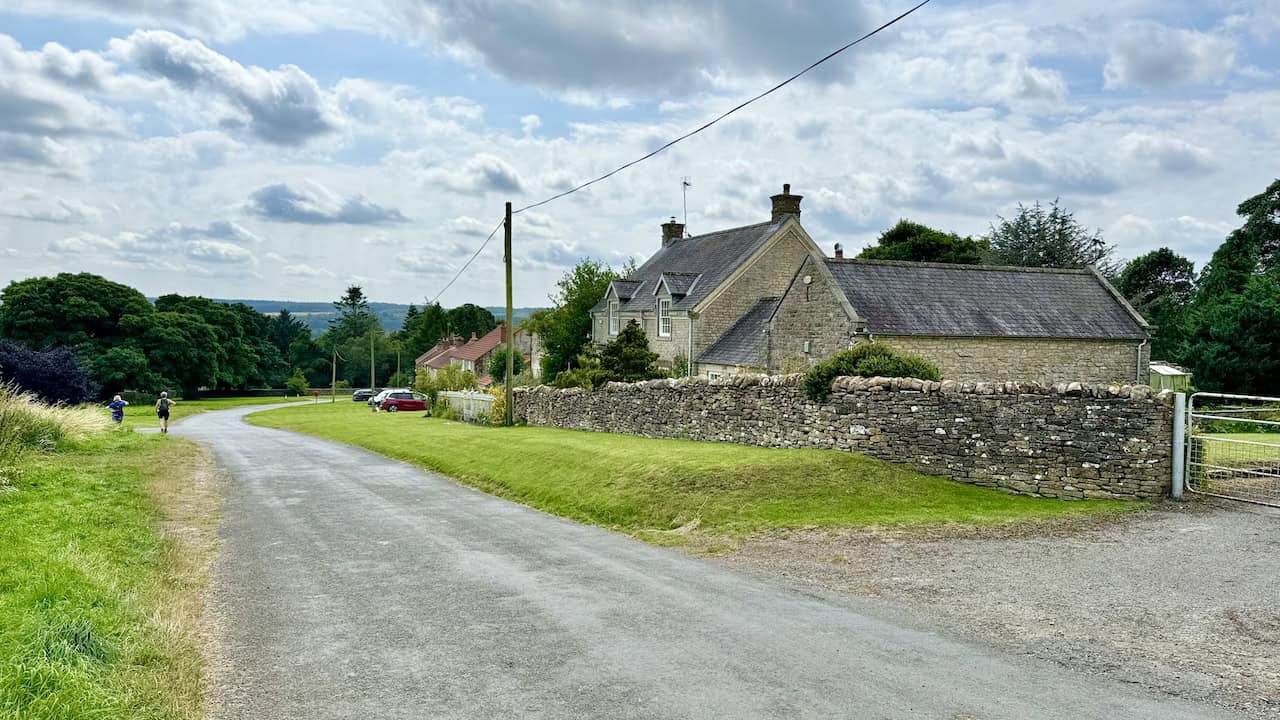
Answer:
[107,395,129,424]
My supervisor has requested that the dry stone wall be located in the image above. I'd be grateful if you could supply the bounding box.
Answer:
[514,375,1174,500]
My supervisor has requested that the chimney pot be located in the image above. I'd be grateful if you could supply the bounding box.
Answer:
[834,242,843,259]
[770,183,802,223]
[661,216,685,248]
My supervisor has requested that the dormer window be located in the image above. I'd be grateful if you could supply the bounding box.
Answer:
[658,299,671,337]
[608,301,619,335]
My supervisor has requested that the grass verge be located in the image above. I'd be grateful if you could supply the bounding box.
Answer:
[0,431,217,720]
[249,402,1137,541]
[120,396,310,430]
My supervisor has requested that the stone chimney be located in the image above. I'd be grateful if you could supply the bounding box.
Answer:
[661,217,685,248]
[770,183,802,223]
[834,242,843,259]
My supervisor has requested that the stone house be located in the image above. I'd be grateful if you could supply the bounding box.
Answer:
[590,184,822,378]
[591,184,1151,385]
[414,323,532,386]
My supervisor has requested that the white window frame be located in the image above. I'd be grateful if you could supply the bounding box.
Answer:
[657,299,671,338]
[608,301,619,335]
[707,370,723,381]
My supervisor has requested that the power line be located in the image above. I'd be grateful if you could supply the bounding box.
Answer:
[429,0,932,302]
[428,218,504,305]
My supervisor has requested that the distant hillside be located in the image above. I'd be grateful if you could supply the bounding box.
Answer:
[216,299,543,335]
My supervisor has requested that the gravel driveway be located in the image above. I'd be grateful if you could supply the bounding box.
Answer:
[718,501,1280,719]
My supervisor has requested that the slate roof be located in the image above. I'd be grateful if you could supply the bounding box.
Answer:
[594,221,782,313]
[655,272,701,297]
[697,297,782,367]
[825,260,1148,340]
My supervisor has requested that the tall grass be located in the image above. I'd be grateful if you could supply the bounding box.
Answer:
[0,383,108,489]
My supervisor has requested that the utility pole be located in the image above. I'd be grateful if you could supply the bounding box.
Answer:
[504,201,514,427]
[330,348,344,403]
[369,331,375,390]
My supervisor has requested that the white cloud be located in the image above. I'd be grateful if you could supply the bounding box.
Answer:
[280,263,336,278]
[245,181,408,224]
[109,30,340,145]
[1103,23,1236,89]
[0,191,101,223]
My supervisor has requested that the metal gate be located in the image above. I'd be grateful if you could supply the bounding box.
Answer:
[1186,392,1280,507]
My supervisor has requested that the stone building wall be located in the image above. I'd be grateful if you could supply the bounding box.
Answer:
[515,375,1173,500]
[768,253,858,370]
[877,336,1150,385]
[691,230,811,367]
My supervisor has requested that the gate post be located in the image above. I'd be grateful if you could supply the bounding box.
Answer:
[1171,392,1186,499]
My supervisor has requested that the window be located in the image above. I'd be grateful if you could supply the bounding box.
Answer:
[657,299,671,337]
[707,371,723,381]
[608,301,619,335]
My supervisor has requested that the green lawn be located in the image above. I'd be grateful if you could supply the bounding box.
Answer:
[249,402,1135,538]
[0,432,211,720]
[118,395,311,430]
[1195,432,1280,467]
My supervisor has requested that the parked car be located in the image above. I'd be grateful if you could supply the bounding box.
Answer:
[380,391,429,413]
[352,388,376,402]
[369,388,410,410]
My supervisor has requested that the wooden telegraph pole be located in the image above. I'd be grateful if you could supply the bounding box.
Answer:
[504,201,514,426]
[330,348,344,403]
[369,332,376,390]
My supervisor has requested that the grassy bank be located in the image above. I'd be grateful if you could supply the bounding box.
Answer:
[249,402,1135,539]
[0,419,214,719]
[119,395,310,430]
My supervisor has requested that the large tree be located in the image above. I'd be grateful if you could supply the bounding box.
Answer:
[858,220,989,264]
[599,320,661,382]
[1181,178,1280,393]
[446,304,497,340]
[988,199,1118,272]
[1115,248,1196,360]
[329,285,379,342]
[119,311,220,398]
[528,258,621,378]
[402,302,449,358]
[0,272,152,353]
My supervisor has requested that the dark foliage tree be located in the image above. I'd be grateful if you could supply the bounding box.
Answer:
[598,320,661,382]
[120,311,220,398]
[528,259,620,378]
[328,285,379,342]
[89,345,162,396]
[858,220,989,264]
[1182,178,1280,393]
[269,309,310,356]
[0,272,151,353]
[1181,275,1280,394]
[446,304,497,340]
[402,302,449,359]
[1115,248,1196,360]
[0,340,97,404]
[487,348,524,384]
[988,200,1118,272]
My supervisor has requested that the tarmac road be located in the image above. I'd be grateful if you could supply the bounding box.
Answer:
[178,405,1241,720]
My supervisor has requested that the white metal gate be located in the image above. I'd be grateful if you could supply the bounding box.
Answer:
[1185,392,1280,507]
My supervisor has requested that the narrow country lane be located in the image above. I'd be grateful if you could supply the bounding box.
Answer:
[178,405,1238,720]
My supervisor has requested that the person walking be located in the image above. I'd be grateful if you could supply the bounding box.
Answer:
[106,395,129,425]
[155,391,177,434]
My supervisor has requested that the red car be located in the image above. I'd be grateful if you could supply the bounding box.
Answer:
[379,391,429,412]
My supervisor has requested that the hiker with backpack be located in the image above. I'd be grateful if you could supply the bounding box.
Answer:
[155,392,177,434]
[106,395,129,425]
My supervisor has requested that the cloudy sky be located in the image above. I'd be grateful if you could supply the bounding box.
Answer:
[1,1,1277,307]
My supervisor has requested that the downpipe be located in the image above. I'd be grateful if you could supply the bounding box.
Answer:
[1134,338,1147,383]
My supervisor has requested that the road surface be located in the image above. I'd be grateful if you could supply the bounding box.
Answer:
[178,405,1240,720]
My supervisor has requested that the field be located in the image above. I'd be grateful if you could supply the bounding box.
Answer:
[1195,432,1280,466]
[0,431,215,720]
[249,402,1136,539]
[119,395,311,430]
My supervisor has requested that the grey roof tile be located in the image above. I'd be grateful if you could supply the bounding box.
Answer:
[826,259,1148,340]
[697,297,781,367]
[593,221,781,314]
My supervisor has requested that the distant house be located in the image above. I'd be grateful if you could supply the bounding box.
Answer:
[413,323,532,386]
[591,184,1151,385]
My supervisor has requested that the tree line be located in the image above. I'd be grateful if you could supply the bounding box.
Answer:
[0,274,501,400]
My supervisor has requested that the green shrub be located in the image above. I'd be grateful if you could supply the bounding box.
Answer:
[285,368,309,396]
[670,353,690,379]
[801,344,941,401]
[553,352,611,389]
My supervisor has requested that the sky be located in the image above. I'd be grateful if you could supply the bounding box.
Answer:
[0,0,1277,307]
